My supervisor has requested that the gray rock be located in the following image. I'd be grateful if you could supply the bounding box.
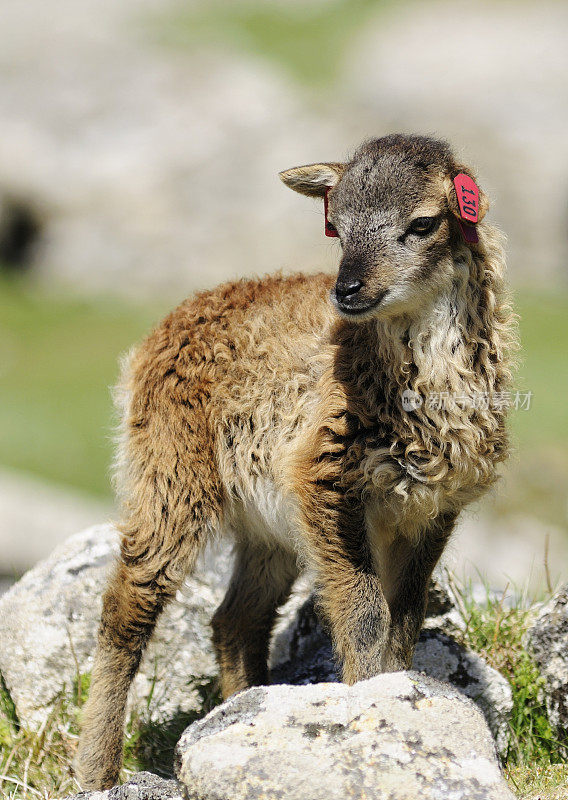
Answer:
[175,672,515,800]
[61,771,185,800]
[0,524,510,757]
[413,630,512,756]
[526,583,568,733]
[450,511,568,598]
[270,590,512,754]
[421,566,467,637]
[0,523,232,729]
[426,568,458,617]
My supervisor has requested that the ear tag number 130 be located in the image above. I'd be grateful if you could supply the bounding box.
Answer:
[453,173,479,224]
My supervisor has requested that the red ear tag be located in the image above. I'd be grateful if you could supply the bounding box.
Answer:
[453,173,479,224]
[324,188,339,237]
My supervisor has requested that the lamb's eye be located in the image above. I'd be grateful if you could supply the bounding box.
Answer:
[408,216,438,236]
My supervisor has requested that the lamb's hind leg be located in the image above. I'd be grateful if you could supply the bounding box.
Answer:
[76,500,213,790]
[212,542,298,698]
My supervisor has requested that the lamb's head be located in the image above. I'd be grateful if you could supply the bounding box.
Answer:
[280,134,489,320]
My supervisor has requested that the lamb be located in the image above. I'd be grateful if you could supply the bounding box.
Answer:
[76,133,516,789]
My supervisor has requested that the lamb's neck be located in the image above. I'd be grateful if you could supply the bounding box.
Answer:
[375,277,487,400]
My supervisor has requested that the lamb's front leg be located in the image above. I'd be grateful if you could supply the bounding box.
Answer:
[380,512,457,671]
[295,479,391,683]
[318,560,391,683]
[315,510,455,679]
[296,470,456,680]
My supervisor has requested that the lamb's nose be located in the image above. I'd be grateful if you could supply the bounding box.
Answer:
[335,279,363,300]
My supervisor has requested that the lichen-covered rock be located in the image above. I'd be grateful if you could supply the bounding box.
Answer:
[526,583,568,732]
[175,672,515,800]
[60,771,185,800]
[0,524,232,729]
[413,630,512,755]
[271,592,512,753]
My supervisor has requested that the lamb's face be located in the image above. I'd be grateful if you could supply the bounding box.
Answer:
[328,144,462,319]
[279,134,488,322]
[327,153,456,319]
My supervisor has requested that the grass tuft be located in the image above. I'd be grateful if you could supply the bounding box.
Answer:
[0,675,82,798]
[123,676,221,778]
[0,674,19,729]
[454,581,568,797]
[0,672,220,799]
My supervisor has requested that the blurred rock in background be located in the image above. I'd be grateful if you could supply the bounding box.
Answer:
[449,509,568,600]
[0,0,566,297]
[0,468,111,590]
[0,0,339,297]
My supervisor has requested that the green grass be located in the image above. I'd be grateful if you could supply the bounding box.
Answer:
[458,585,565,766]
[0,672,220,798]
[507,765,568,800]
[453,581,568,798]
[0,275,166,498]
[511,288,568,449]
[151,0,387,88]
[494,288,568,531]
[0,677,82,798]
[123,676,221,778]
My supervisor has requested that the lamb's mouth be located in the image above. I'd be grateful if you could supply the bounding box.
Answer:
[331,289,388,318]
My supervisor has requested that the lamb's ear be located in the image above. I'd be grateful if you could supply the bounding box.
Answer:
[444,167,489,222]
[278,162,345,198]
